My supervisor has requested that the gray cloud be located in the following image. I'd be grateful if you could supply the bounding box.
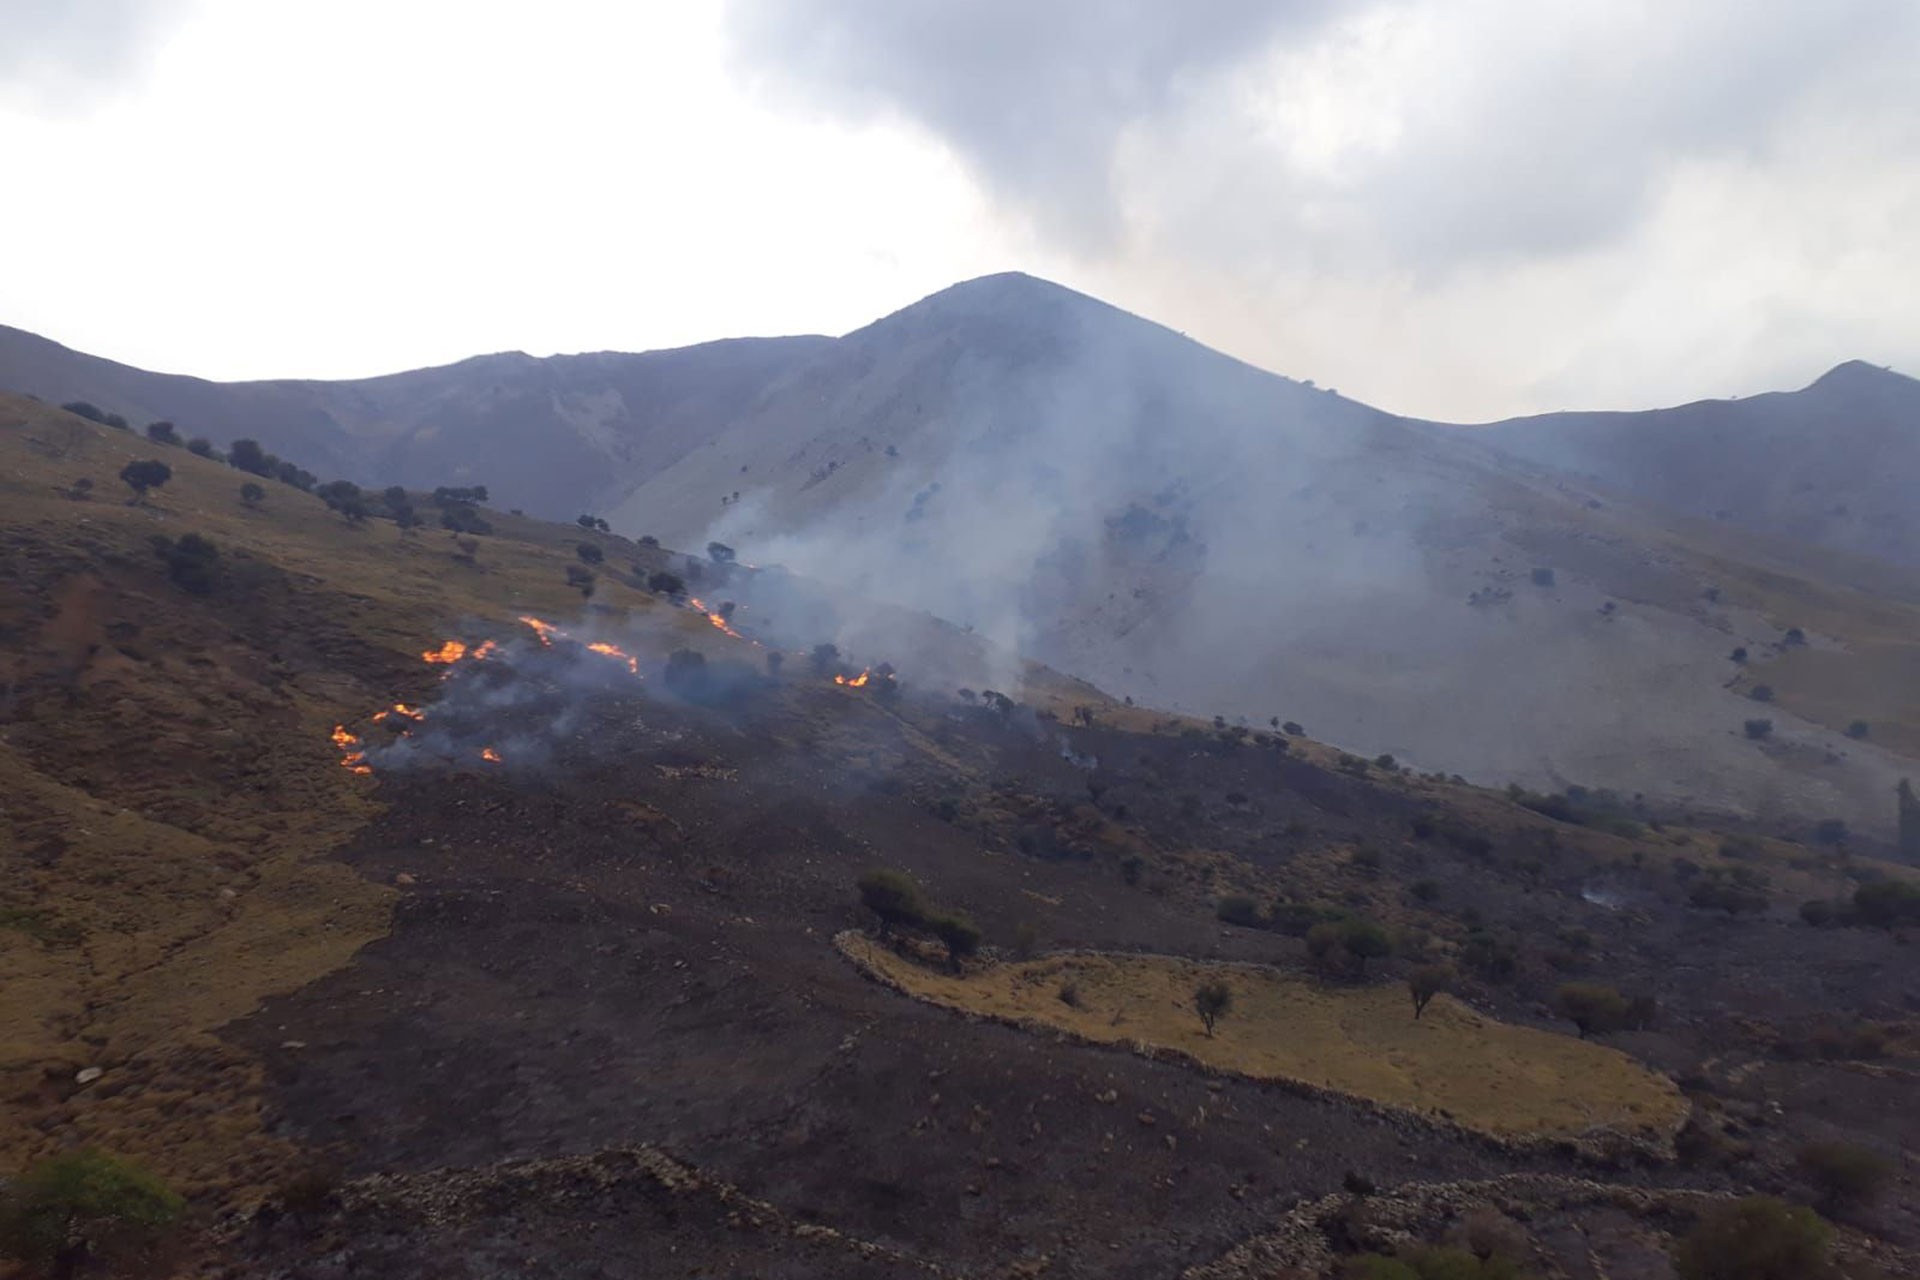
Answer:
[727,0,1919,271]
[0,0,193,105]
[724,0,1344,245]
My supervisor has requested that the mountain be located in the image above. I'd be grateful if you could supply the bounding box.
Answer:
[0,323,832,518]
[1469,361,1920,567]
[5,280,1918,839]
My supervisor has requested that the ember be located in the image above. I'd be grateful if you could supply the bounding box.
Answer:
[481,746,503,763]
[834,669,871,688]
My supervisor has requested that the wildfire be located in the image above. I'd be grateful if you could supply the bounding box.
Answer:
[422,640,467,664]
[834,669,871,688]
[685,596,747,640]
[372,702,425,724]
[518,616,560,646]
[587,641,641,675]
[481,746,502,763]
[331,724,372,775]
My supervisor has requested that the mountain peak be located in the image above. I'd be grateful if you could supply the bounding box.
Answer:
[1808,359,1913,393]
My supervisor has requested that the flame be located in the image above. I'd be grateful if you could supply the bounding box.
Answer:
[373,702,425,724]
[834,669,871,688]
[481,746,502,763]
[587,641,640,675]
[685,596,745,640]
[472,640,499,660]
[331,724,372,775]
[422,640,467,664]
[518,616,560,645]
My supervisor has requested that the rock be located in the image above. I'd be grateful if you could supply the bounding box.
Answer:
[281,1040,307,1050]
[1095,1088,1119,1104]
[394,873,417,886]
[1136,1110,1157,1127]
[74,1067,103,1085]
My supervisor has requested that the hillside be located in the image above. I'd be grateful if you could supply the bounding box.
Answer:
[7,282,1920,839]
[5,397,1919,1278]
[610,275,1920,840]
[0,323,830,519]
[1470,361,1920,569]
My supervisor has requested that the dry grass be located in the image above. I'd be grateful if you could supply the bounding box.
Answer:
[842,938,1687,1143]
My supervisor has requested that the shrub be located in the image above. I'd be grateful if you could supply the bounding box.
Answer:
[144,420,181,445]
[227,438,273,476]
[438,503,492,535]
[1743,718,1773,740]
[1340,918,1391,973]
[1853,879,1920,928]
[765,650,784,677]
[1282,721,1304,736]
[1460,928,1517,982]
[1730,646,1748,664]
[810,643,841,676]
[1687,867,1769,915]
[857,869,926,937]
[1193,980,1232,1036]
[1783,627,1806,646]
[662,648,706,693]
[1846,720,1870,739]
[565,565,596,597]
[118,459,171,500]
[1530,567,1555,587]
[707,541,736,564]
[576,542,604,565]
[1215,894,1265,929]
[1057,981,1082,1008]
[1305,921,1344,970]
[431,485,489,505]
[1373,753,1397,771]
[0,1147,184,1277]
[647,570,685,596]
[1553,982,1629,1038]
[239,482,265,507]
[1812,818,1849,847]
[60,401,108,424]
[186,437,216,458]
[1750,684,1774,702]
[1408,964,1453,1019]
[1410,879,1441,904]
[1796,1141,1892,1213]
[928,913,981,971]
[1671,1195,1830,1280]
[1799,899,1841,927]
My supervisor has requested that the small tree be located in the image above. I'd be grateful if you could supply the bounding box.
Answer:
[707,541,736,565]
[186,437,216,458]
[1846,720,1870,739]
[1750,684,1775,702]
[766,651,784,677]
[1340,919,1391,975]
[392,504,420,532]
[61,401,108,424]
[576,542,604,565]
[1215,894,1265,928]
[646,570,685,596]
[1796,1140,1892,1214]
[810,642,841,676]
[1743,719,1773,740]
[1305,921,1344,973]
[239,482,265,508]
[144,421,181,446]
[227,438,273,476]
[1194,980,1232,1037]
[565,565,596,597]
[1853,879,1920,929]
[1671,1196,1831,1280]
[118,459,171,502]
[857,869,926,938]
[0,1147,184,1279]
[929,913,981,972]
[1553,982,1629,1038]
[66,477,94,501]
[1408,964,1453,1019]
[1730,647,1749,664]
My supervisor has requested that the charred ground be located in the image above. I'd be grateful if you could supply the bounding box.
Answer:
[2,398,1917,1278]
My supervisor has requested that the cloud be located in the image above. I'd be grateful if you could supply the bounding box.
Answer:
[0,0,194,107]
[724,0,1344,245]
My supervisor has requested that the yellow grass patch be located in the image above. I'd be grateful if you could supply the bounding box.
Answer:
[842,937,1686,1144]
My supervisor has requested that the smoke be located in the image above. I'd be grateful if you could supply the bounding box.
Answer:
[0,0,195,109]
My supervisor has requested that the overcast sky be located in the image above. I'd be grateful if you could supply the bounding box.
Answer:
[1,1,1915,420]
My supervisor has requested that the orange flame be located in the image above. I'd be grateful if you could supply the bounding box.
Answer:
[685,596,746,640]
[518,616,560,645]
[372,702,425,724]
[472,640,499,660]
[331,724,373,775]
[423,640,467,664]
[587,641,640,675]
[481,746,502,763]
[834,669,871,687]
